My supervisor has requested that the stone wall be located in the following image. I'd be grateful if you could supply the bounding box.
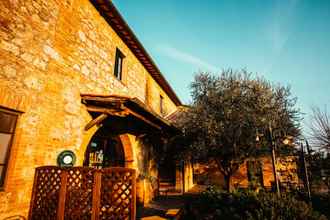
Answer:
[262,156,299,188]
[232,157,299,189]
[175,160,194,192]
[0,0,178,218]
[134,137,159,205]
[194,156,299,190]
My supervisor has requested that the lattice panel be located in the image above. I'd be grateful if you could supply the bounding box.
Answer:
[29,166,136,220]
[64,167,94,220]
[99,168,135,220]
[29,167,62,220]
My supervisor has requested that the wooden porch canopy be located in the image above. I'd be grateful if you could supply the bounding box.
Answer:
[81,94,178,135]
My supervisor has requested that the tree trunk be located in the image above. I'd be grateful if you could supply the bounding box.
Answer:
[214,158,233,192]
[224,174,232,192]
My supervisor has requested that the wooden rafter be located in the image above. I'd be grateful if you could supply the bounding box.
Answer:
[125,108,161,130]
[85,113,108,131]
[81,94,178,133]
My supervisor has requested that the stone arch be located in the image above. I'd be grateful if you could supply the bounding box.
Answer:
[78,123,99,166]
[80,120,135,168]
[119,134,135,168]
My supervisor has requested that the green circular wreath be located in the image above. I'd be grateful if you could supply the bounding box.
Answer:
[57,150,76,167]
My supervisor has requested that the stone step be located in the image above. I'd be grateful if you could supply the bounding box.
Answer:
[159,182,175,186]
[141,216,167,220]
[165,208,182,220]
[140,208,183,220]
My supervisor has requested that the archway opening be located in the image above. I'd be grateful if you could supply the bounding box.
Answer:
[83,127,125,168]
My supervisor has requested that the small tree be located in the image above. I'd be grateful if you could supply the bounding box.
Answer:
[174,69,301,191]
[308,151,330,192]
[310,107,330,152]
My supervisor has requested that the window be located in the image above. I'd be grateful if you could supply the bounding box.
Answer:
[114,48,125,80]
[160,95,164,114]
[0,107,18,188]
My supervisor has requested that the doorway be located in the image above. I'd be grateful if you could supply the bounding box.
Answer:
[84,129,125,168]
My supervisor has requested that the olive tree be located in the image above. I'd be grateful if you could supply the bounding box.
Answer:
[173,69,301,191]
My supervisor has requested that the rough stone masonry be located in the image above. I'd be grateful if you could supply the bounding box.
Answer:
[0,0,182,218]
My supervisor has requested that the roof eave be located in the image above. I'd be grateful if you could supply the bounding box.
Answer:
[90,0,182,106]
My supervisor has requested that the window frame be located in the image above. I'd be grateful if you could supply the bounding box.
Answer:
[114,48,125,81]
[0,107,19,190]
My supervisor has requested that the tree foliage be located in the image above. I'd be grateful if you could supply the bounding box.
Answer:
[173,69,301,191]
[307,151,330,192]
[310,107,330,152]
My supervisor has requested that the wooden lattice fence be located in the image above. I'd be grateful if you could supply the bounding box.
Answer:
[28,166,136,220]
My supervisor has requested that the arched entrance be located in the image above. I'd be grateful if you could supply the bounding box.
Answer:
[83,126,132,168]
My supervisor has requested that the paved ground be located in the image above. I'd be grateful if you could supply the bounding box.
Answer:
[137,185,206,219]
[137,195,185,219]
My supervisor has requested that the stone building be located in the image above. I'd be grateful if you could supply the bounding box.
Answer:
[231,156,299,190]
[194,156,299,190]
[0,0,193,218]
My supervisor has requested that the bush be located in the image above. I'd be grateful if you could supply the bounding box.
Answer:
[187,186,327,220]
[312,193,330,218]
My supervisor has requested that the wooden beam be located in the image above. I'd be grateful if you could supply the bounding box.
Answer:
[131,170,137,220]
[84,101,166,130]
[91,171,101,220]
[57,171,68,220]
[86,106,130,118]
[125,109,161,130]
[86,106,120,114]
[84,113,108,131]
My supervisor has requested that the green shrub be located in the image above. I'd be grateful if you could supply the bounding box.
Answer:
[312,193,330,218]
[188,186,327,220]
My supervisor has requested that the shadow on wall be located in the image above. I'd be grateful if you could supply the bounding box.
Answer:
[135,136,159,206]
[194,160,248,189]
[194,161,226,188]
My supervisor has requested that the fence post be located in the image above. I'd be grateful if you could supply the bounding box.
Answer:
[131,170,136,220]
[92,171,101,220]
[28,168,39,220]
[57,170,68,220]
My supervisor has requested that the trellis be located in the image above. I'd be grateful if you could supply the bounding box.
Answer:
[28,166,136,220]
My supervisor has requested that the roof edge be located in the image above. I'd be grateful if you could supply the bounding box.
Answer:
[90,0,182,106]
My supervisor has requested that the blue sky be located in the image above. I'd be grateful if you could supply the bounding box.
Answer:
[113,0,330,130]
